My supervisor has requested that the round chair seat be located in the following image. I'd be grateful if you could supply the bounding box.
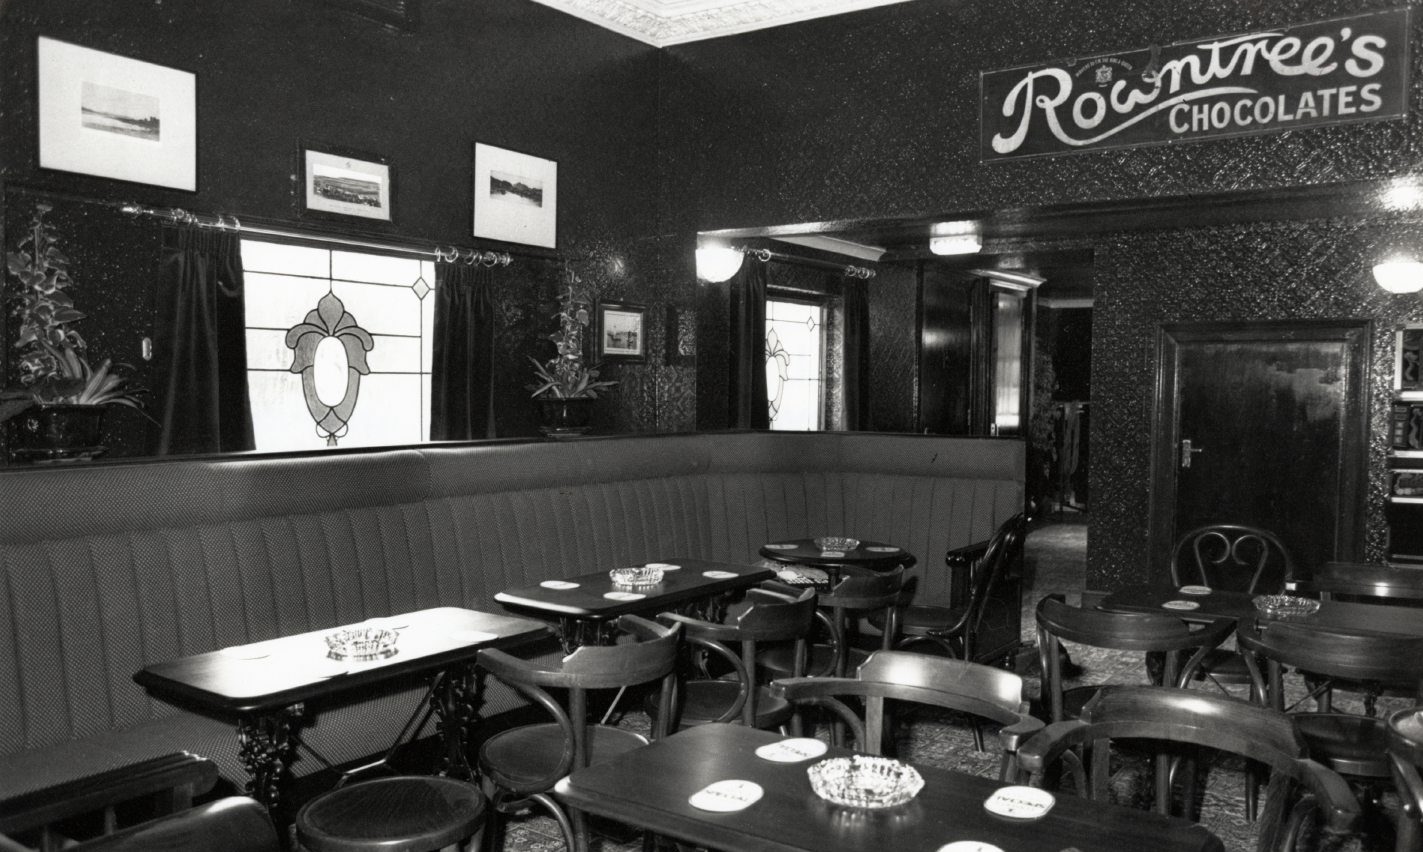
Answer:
[295,776,486,852]
[656,680,793,729]
[479,723,649,793]
[759,644,871,680]
[1294,713,1390,778]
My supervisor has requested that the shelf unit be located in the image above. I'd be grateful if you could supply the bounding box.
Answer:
[1388,326,1423,564]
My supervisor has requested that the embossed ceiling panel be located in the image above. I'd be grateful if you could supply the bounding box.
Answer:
[527,0,920,46]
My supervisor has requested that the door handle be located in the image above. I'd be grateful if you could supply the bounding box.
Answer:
[1180,438,1205,469]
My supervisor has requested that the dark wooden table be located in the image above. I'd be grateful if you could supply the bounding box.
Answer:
[494,558,774,648]
[134,607,547,819]
[554,723,1224,852]
[758,538,915,587]
[1099,584,1423,637]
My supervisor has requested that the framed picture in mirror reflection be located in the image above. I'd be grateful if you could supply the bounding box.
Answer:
[300,143,394,223]
[37,37,196,191]
[472,142,557,248]
[596,301,646,364]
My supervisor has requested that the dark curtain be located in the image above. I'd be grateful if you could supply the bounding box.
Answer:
[842,276,873,430]
[728,260,770,429]
[155,226,254,455]
[431,261,496,440]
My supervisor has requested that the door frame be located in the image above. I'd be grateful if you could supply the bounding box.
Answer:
[1147,319,1371,577]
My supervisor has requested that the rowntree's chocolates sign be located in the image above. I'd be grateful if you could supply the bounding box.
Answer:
[981,8,1410,161]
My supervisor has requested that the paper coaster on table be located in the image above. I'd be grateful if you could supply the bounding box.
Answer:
[819,550,846,558]
[763,543,797,550]
[1178,585,1212,595]
[937,843,1005,852]
[702,570,738,579]
[688,780,763,812]
[983,785,1055,819]
[755,738,828,763]
[219,644,270,660]
[1162,599,1200,611]
[604,591,646,601]
[866,545,901,553]
[645,562,680,570]
[540,580,580,590]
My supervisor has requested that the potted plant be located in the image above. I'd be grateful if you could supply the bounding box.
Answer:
[2,203,147,461]
[527,267,616,437]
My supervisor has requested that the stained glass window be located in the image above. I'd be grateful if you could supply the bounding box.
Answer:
[241,239,436,452]
[765,298,825,431]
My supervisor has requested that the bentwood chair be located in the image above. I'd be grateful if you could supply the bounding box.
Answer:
[655,582,818,731]
[1018,687,1359,852]
[1170,524,1296,694]
[758,565,905,681]
[882,511,1030,664]
[1388,707,1423,852]
[475,615,681,852]
[770,650,1043,781]
[1240,616,1423,844]
[1035,595,1234,723]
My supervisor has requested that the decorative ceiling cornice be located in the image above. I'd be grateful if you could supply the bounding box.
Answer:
[529,0,918,47]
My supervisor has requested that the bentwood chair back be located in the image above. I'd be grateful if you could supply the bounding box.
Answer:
[656,582,818,730]
[1034,595,1233,722]
[889,511,1029,664]
[1017,687,1359,852]
[1170,524,1295,594]
[69,797,278,852]
[770,650,1043,781]
[759,565,905,681]
[1388,708,1423,852]
[475,615,681,852]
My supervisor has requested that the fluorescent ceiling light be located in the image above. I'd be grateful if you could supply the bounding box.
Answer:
[929,234,982,255]
[970,268,1045,290]
[773,235,885,262]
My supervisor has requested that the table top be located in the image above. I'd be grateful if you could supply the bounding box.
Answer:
[494,559,775,620]
[1100,584,1423,638]
[134,607,549,714]
[555,724,1223,852]
[758,538,915,572]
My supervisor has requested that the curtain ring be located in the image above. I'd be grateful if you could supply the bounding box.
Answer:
[753,248,772,263]
[463,249,476,266]
[229,215,241,232]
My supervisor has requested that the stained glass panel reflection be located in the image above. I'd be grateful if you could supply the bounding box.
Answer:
[765,298,824,431]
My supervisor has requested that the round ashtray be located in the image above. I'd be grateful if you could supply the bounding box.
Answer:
[609,565,665,588]
[807,755,923,809]
[814,536,861,552]
[325,626,399,662]
[1253,594,1321,618]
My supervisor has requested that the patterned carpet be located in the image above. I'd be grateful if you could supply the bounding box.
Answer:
[495,515,1402,852]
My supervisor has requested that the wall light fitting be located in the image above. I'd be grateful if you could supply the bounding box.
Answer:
[695,246,744,283]
[1373,259,1423,294]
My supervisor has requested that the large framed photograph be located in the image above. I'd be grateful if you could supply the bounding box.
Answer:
[301,144,394,223]
[472,142,557,248]
[37,37,196,191]
[595,301,647,364]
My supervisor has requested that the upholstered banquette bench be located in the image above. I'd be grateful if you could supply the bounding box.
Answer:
[0,431,1023,800]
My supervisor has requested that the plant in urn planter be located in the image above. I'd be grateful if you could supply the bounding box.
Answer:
[527,265,616,437]
[2,203,148,461]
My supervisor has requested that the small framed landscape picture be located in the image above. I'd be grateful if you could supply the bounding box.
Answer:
[472,142,557,248]
[37,37,197,191]
[596,301,647,364]
[301,144,394,222]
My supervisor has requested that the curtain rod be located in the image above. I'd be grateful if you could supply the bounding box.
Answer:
[738,246,876,279]
[119,203,513,267]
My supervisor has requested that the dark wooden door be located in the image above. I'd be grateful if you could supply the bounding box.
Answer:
[1150,321,1369,579]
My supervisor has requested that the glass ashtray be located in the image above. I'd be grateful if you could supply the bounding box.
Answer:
[814,536,861,552]
[807,755,923,809]
[1253,594,1321,618]
[609,566,665,588]
[325,626,399,662]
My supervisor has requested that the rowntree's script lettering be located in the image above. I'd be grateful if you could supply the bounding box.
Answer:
[980,9,1408,160]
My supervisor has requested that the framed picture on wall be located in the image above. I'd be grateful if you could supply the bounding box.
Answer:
[595,301,647,364]
[37,37,197,191]
[300,144,394,223]
[472,142,557,248]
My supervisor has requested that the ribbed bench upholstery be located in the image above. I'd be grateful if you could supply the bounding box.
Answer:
[0,431,1022,798]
